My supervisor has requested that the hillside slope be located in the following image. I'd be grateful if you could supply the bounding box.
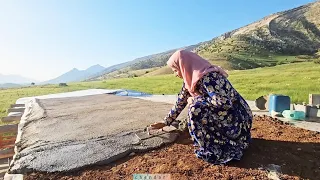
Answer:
[91,1,320,80]
[87,44,201,81]
[195,1,320,69]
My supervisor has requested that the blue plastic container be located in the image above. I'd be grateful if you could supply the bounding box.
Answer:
[268,94,291,114]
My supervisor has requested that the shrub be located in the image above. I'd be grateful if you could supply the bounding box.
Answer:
[313,59,320,64]
[277,60,286,65]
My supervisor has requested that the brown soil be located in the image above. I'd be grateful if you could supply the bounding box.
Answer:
[25,115,320,180]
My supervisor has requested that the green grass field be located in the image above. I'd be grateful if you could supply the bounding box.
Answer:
[1,62,319,123]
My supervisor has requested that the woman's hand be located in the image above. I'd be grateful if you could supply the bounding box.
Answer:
[149,122,166,129]
[187,97,194,105]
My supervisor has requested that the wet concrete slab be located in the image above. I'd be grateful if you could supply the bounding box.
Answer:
[8,94,187,174]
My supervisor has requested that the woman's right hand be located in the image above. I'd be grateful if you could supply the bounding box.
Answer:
[149,122,166,129]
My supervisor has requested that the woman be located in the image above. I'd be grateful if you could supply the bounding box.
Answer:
[150,50,253,164]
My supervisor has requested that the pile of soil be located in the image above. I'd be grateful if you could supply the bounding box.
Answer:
[25,115,320,180]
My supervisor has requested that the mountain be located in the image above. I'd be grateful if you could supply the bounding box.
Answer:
[86,44,203,81]
[43,64,105,84]
[89,1,320,80]
[0,83,23,89]
[84,64,105,74]
[0,74,37,84]
[194,1,320,70]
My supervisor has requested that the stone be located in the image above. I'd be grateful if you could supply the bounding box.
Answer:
[309,94,320,106]
[255,95,269,110]
[308,106,320,118]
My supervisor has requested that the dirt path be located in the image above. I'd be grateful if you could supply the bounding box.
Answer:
[24,115,320,180]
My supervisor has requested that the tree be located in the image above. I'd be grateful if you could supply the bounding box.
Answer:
[31,82,35,86]
[59,83,68,87]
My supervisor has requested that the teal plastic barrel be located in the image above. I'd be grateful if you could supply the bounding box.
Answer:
[282,110,305,120]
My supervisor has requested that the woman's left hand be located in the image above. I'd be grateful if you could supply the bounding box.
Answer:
[149,122,166,129]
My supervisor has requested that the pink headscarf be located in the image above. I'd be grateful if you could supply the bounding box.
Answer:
[167,50,228,97]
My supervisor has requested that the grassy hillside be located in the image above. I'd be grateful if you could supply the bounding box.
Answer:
[96,67,161,79]
[196,39,316,70]
[229,62,320,101]
[90,1,320,81]
[195,2,320,70]
[1,62,319,123]
[143,66,173,77]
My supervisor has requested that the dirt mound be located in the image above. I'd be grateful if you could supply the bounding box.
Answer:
[25,115,320,180]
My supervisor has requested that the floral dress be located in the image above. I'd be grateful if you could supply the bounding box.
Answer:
[164,71,253,164]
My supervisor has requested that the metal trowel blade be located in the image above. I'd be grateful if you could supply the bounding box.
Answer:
[135,128,166,140]
[135,126,177,140]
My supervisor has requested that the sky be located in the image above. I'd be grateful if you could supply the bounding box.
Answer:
[0,0,316,81]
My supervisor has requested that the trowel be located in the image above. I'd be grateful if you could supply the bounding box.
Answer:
[135,126,177,140]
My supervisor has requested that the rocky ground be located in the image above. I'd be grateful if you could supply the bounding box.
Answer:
[25,115,320,180]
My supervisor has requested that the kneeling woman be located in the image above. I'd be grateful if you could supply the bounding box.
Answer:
[151,50,253,164]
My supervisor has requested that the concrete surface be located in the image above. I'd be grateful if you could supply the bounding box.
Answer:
[8,94,185,174]
[15,89,152,104]
[309,94,320,106]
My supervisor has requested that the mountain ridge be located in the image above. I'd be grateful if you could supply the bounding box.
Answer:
[86,43,204,81]
[42,64,105,84]
[88,1,320,80]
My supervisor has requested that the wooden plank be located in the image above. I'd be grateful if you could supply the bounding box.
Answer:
[0,131,17,149]
[7,108,25,113]
[10,104,25,108]
[0,144,14,150]
[0,125,18,134]
[0,138,16,147]
[0,147,14,159]
[1,116,21,122]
